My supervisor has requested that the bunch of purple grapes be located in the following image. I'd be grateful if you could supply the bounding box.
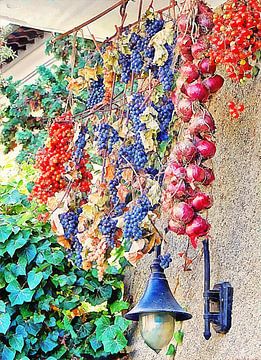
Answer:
[123,195,152,241]
[86,77,105,109]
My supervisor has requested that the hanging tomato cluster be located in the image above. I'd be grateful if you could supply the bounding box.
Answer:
[163,0,223,248]
[208,0,261,82]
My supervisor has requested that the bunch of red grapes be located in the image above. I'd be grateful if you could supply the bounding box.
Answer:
[208,0,261,82]
[30,112,92,203]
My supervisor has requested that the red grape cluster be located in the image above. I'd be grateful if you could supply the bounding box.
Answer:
[30,112,92,203]
[163,1,223,248]
[30,112,74,203]
[208,0,261,82]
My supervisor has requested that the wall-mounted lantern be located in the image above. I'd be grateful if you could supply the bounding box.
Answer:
[203,239,233,340]
[125,253,192,353]
[126,240,233,352]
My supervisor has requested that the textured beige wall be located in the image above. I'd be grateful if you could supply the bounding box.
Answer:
[125,76,261,360]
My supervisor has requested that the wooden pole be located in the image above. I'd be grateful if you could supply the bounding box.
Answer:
[52,0,128,43]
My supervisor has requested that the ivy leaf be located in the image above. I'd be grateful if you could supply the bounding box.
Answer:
[89,285,112,305]
[174,329,184,345]
[0,313,11,334]
[9,334,24,352]
[114,316,130,332]
[6,231,30,257]
[0,225,13,242]
[90,336,103,351]
[27,269,43,290]
[166,343,176,356]
[6,281,34,306]
[15,325,28,338]
[2,346,16,360]
[24,244,37,263]
[40,333,59,353]
[33,313,45,324]
[110,300,129,314]
[101,328,127,354]
[95,316,110,338]
[43,249,64,265]
[0,300,6,312]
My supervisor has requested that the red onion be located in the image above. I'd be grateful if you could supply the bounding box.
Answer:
[177,14,192,33]
[168,219,186,235]
[173,139,197,163]
[198,1,213,16]
[197,13,214,33]
[172,202,195,224]
[170,181,187,198]
[186,164,205,183]
[191,192,213,211]
[188,112,215,135]
[186,215,210,248]
[170,90,178,107]
[177,35,192,50]
[181,52,194,62]
[202,167,215,185]
[165,162,180,177]
[197,139,216,159]
[177,97,193,122]
[203,75,224,93]
[186,81,209,102]
[191,39,208,59]
[198,58,216,75]
[180,62,199,83]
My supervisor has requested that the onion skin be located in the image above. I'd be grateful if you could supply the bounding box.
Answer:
[203,75,224,93]
[186,81,209,102]
[180,63,199,83]
[171,181,187,199]
[186,164,206,183]
[191,192,213,211]
[177,97,193,122]
[185,215,210,248]
[197,139,216,159]
[191,39,208,59]
[172,202,195,224]
[197,13,214,33]
[198,58,216,75]
[177,14,192,33]
[188,112,215,136]
[202,167,215,185]
[174,140,197,163]
[168,219,186,235]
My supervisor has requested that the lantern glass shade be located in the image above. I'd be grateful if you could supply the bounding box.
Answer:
[139,312,175,353]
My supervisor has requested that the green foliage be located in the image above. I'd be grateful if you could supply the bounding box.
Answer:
[0,163,129,359]
[0,34,98,162]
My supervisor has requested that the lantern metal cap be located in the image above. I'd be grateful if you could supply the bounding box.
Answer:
[125,258,192,322]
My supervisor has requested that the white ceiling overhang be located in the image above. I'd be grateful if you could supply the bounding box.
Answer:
[0,0,226,41]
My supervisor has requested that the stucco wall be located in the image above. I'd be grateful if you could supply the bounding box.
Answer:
[125,76,261,360]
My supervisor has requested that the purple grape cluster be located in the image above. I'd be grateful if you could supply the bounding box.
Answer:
[118,52,131,83]
[73,126,87,162]
[99,216,118,247]
[123,195,152,241]
[59,208,83,266]
[158,44,175,91]
[145,18,164,38]
[153,97,174,142]
[86,77,105,109]
[158,253,172,269]
[94,123,119,153]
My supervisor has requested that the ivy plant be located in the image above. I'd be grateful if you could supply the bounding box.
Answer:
[0,161,130,359]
